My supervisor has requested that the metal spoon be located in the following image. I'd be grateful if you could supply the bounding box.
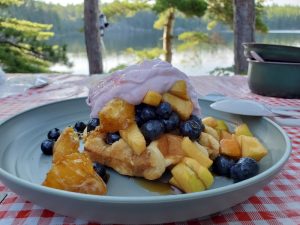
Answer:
[210,99,300,117]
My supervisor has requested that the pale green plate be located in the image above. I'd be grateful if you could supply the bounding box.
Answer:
[0,98,291,224]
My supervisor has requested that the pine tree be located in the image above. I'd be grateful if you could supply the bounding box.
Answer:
[0,0,68,73]
[153,0,207,63]
[84,0,103,74]
[206,0,267,33]
[103,0,207,64]
[206,0,268,74]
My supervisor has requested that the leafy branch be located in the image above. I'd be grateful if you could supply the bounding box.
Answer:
[0,0,69,72]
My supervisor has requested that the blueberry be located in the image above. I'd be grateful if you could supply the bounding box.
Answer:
[135,104,144,126]
[105,132,121,144]
[156,102,172,119]
[140,106,156,122]
[93,162,109,183]
[135,114,143,127]
[190,115,201,123]
[189,115,200,125]
[212,155,236,177]
[161,112,180,132]
[74,121,86,133]
[141,120,165,142]
[47,128,60,141]
[230,157,259,183]
[41,139,55,155]
[135,103,146,115]
[189,115,205,132]
[179,120,202,140]
[87,118,99,132]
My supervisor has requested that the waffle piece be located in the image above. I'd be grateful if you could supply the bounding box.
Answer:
[84,129,166,180]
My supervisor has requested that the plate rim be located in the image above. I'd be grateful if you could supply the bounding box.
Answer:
[0,97,292,203]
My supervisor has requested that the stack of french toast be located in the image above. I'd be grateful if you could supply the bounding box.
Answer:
[43,79,268,195]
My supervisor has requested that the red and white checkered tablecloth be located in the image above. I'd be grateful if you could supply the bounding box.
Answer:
[0,74,300,225]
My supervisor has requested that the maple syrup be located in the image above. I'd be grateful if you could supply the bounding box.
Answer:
[133,172,182,195]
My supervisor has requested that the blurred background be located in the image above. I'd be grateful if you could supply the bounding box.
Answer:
[1,0,300,76]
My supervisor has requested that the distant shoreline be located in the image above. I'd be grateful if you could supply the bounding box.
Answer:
[221,30,300,34]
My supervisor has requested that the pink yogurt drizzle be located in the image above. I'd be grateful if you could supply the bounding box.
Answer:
[87,59,201,118]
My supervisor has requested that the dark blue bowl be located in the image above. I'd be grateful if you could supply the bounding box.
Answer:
[247,60,300,98]
[243,43,300,63]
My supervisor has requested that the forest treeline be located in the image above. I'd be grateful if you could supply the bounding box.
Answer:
[2,0,300,42]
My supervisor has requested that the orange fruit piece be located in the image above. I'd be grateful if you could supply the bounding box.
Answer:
[43,152,107,195]
[53,127,80,163]
[99,98,135,132]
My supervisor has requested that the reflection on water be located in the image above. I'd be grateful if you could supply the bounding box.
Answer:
[51,31,300,76]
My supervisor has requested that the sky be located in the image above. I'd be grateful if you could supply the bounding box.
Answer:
[41,0,300,6]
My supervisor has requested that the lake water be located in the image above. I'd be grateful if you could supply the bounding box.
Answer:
[51,30,300,76]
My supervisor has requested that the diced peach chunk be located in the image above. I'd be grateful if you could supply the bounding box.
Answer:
[142,90,162,106]
[220,138,241,159]
[169,80,189,100]
[162,93,193,120]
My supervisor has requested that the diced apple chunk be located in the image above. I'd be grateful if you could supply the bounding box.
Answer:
[216,119,229,135]
[170,157,214,193]
[202,117,218,128]
[142,90,162,106]
[194,141,209,157]
[203,118,229,138]
[182,157,214,189]
[199,132,219,152]
[199,132,220,159]
[235,123,253,137]
[181,137,213,168]
[171,162,205,193]
[169,176,183,190]
[169,80,189,100]
[204,125,220,141]
[120,122,146,155]
[162,93,193,120]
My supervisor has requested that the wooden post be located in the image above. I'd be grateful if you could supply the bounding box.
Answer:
[233,0,255,74]
[84,0,103,75]
[163,8,175,63]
